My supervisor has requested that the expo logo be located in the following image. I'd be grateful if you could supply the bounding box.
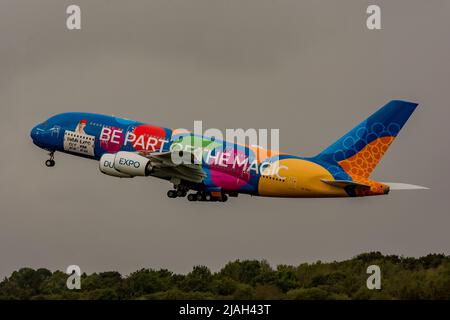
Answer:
[119,157,141,169]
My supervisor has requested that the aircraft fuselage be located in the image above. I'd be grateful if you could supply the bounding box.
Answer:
[31,100,419,200]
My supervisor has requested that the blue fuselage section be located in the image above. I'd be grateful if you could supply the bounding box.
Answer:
[31,112,173,160]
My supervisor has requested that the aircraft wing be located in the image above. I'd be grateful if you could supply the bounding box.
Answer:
[139,151,206,183]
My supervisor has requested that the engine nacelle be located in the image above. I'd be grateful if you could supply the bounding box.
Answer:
[114,151,153,176]
[99,153,133,178]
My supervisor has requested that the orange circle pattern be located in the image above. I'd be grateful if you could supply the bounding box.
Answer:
[338,136,394,179]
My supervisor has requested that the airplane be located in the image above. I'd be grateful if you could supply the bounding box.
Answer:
[30,100,427,202]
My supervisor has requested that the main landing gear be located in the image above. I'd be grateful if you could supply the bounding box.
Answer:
[166,183,229,202]
[167,189,228,202]
[167,185,188,198]
[167,189,187,198]
[45,152,55,167]
[187,191,228,202]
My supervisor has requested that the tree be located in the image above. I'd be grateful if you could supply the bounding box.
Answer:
[180,266,212,292]
[0,253,449,300]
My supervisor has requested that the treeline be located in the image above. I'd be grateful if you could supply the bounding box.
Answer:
[0,252,449,300]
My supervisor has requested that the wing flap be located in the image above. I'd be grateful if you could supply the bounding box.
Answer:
[140,151,206,183]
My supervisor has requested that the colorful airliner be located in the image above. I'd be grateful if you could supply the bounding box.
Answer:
[30,100,427,202]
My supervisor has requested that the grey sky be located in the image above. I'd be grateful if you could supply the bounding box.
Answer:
[1,0,449,278]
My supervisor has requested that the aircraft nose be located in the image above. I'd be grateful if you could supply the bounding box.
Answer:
[30,124,41,142]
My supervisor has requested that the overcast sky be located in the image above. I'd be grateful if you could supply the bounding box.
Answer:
[1,0,449,278]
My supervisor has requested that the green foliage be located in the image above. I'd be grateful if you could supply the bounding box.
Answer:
[0,252,449,300]
[122,268,174,298]
[180,266,213,292]
[286,287,340,300]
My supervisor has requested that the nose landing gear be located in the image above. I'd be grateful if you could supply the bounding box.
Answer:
[45,152,55,167]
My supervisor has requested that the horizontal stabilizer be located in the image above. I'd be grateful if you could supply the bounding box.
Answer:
[382,182,429,190]
[321,179,370,189]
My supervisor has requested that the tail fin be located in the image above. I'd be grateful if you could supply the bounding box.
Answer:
[315,100,418,179]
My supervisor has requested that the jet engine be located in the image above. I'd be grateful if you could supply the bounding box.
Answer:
[113,151,153,176]
[99,153,133,178]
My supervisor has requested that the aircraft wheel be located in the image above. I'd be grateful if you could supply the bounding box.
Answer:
[177,190,187,197]
[167,190,177,198]
[187,194,197,201]
[45,159,55,167]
